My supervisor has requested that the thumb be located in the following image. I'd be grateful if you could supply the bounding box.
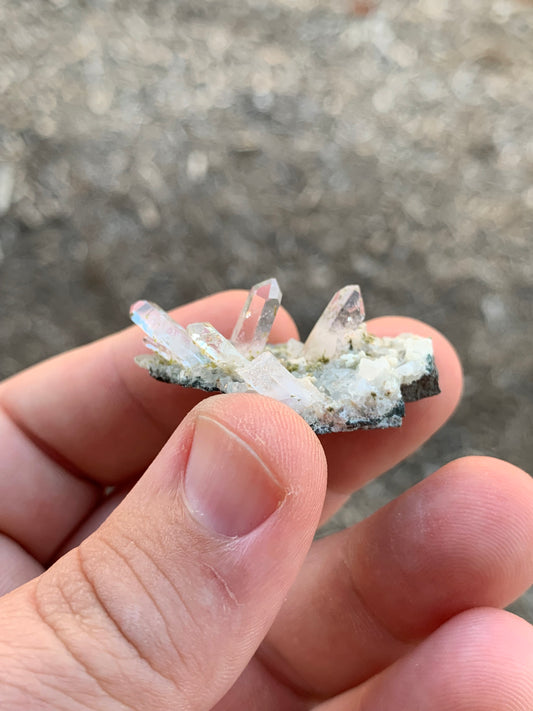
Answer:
[0,394,327,711]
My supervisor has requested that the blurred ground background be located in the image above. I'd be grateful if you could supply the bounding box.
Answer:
[0,0,531,619]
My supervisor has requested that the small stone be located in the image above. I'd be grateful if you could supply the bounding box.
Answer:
[0,163,15,216]
[187,151,209,183]
[230,278,282,356]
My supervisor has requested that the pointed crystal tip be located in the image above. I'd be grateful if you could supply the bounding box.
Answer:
[129,300,147,318]
[230,277,282,356]
[129,299,206,367]
[303,285,365,360]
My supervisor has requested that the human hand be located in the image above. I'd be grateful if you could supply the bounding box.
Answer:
[0,291,531,710]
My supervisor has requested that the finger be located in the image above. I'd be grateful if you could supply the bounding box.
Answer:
[320,317,462,521]
[0,291,298,563]
[317,608,533,711]
[54,487,130,558]
[0,407,100,562]
[260,457,533,699]
[0,394,326,711]
[0,535,43,595]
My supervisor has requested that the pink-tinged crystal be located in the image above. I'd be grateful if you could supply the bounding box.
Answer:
[303,285,365,360]
[129,300,205,367]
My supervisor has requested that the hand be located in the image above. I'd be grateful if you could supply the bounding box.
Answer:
[0,290,531,710]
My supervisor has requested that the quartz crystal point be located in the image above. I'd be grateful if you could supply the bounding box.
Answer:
[236,351,323,412]
[230,278,282,356]
[187,322,249,368]
[303,285,365,360]
[129,300,206,367]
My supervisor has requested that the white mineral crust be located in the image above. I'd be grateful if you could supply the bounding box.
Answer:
[130,280,439,433]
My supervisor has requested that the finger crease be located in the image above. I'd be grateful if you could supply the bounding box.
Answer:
[33,565,138,711]
[0,401,96,485]
[340,552,418,650]
[101,534,192,673]
[77,544,184,693]
[255,642,324,705]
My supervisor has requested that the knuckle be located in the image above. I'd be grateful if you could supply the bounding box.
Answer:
[32,544,183,709]
[28,525,242,710]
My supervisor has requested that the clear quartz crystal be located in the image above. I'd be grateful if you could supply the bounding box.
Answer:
[303,285,365,360]
[236,351,323,412]
[142,336,174,361]
[187,322,249,368]
[129,300,206,367]
[230,278,282,356]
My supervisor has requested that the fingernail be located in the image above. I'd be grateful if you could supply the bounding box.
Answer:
[184,415,285,537]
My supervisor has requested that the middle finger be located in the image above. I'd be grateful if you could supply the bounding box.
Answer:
[258,456,533,701]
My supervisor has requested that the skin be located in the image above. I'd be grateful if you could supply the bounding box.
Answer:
[0,289,531,710]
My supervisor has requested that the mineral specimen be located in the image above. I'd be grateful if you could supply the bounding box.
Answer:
[130,279,440,433]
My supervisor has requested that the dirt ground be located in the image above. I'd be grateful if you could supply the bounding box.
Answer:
[0,0,532,620]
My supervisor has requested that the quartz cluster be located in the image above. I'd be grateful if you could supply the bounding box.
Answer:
[130,279,439,433]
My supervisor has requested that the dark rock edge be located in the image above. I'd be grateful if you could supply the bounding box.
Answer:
[144,354,440,434]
